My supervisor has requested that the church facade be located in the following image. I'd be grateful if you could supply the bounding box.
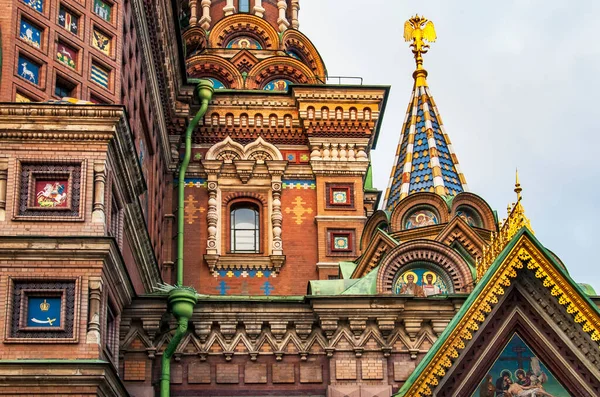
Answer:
[0,1,598,396]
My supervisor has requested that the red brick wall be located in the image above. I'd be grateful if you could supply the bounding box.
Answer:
[183,180,320,296]
[121,0,168,272]
[1,141,108,237]
[0,260,101,360]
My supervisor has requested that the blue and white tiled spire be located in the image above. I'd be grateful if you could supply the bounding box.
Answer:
[384,16,468,211]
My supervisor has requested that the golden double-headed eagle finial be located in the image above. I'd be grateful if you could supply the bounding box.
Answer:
[404,15,437,86]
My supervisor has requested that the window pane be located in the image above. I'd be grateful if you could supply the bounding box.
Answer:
[234,230,257,251]
[239,0,249,12]
[233,207,257,229]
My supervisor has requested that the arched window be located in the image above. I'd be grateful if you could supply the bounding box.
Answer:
[238,0,250,13]
[230,203,260,253]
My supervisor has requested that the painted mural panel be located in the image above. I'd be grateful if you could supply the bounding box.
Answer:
[20,20,41,49]
[27,297,61,327]
[35,180,68,208]
[56,42,77,69]
[22,0,43,13]
[263,79,292,91]
[93,0,112,22]
[393,268,448,297]
[18,56,40,85]
[405,208,438,229]
[473,333,570,397]
[226,36,262,49]
[58,7,79,34]
[92,29,111,56]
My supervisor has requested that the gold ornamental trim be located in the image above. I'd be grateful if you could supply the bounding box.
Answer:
[476,171,532,281]
[405,237,600,396]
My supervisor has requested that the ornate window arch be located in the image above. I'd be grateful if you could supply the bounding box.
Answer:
[376,240,473,294]
[202,137,287,273]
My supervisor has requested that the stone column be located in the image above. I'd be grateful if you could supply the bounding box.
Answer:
[224,0,235,16]
[271,182,283,255]
[291,0,300,29]
[86,277,103,344]
[92,162,106,224]
[189,0,198,25]
[276,0,290,32]
[267,161,287,256]
[200,0,212,30]
[206,181,219,255]
[202,160,222,263]
[253,0,265,17]
[0,159,8,221]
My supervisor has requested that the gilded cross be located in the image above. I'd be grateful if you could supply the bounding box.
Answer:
[285,196,313,225]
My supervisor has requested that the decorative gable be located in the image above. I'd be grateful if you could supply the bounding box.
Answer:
[395,229,600,397]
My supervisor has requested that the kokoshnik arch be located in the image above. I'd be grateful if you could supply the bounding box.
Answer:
[0,2,598,396]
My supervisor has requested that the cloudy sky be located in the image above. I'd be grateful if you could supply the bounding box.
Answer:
[301,0,600,290]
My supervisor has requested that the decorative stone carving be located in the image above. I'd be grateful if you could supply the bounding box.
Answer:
[86,277,103,344]
[349,317,367,337]
[290,0,299,29]
[253,0,265,17]
[0,158,8,221]
[189,0,198,25]
[404,319,422,341]
[276,0,289,32]
[92,162,107,224]
[199,0,211,29]
[206,181,219,254]
[223,0,235,16]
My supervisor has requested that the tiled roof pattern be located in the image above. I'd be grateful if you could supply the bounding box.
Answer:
[385,85,467,211]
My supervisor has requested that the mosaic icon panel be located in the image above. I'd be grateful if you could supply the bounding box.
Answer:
[472,333,570,397]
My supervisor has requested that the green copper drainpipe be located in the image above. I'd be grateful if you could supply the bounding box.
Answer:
[160,79,213,397]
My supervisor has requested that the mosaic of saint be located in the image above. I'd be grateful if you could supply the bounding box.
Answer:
[405,208,439,229]
[473,334,570,397]
[226,36,262,49]
[394,268,448,297]
[263,79,292,91]
[456,207,481,227]
[35,180,68,208]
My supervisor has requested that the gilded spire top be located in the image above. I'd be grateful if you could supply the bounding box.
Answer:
[515,169,522,201]
[404,15,437,87]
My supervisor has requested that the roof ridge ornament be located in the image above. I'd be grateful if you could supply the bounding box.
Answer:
[404,15,437,87]
[476,170,533,281]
